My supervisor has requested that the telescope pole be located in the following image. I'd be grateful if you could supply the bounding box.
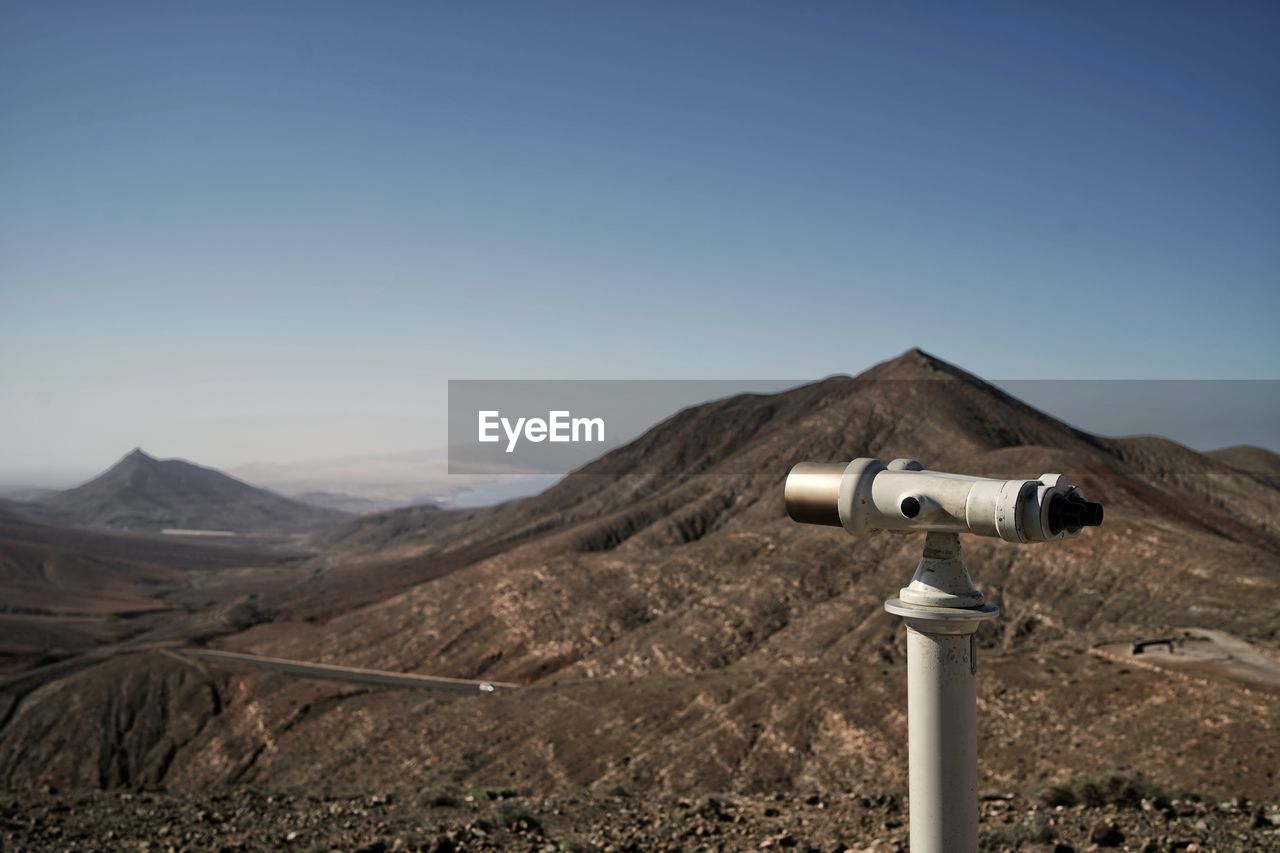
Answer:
[885,532,999,853]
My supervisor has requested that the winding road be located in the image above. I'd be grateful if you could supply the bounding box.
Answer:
[174,648,519,694]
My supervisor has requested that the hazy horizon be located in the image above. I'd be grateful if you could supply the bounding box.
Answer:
[3,373,1276,495]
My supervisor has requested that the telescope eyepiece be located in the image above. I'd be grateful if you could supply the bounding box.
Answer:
[1046,491,1104,536]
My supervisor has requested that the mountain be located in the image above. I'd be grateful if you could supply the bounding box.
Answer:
[34,449,348,535]
[2,350,1277,806]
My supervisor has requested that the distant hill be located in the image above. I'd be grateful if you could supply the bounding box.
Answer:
[35,449,348,535]
[1208,444,1280,479]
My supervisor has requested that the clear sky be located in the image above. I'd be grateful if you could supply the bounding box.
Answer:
[2,1,1278,480]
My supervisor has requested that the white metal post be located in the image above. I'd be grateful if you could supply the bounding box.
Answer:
[903,619,981,852]
[885,532,998,853]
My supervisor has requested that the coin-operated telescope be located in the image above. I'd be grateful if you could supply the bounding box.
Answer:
[785,458,1102,853]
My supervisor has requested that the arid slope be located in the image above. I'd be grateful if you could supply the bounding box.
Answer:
[2,349,1276,806]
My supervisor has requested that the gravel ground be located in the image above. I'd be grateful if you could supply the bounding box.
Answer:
[2,787,1278,852]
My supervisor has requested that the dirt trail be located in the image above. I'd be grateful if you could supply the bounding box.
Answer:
[1094,628,1280,695]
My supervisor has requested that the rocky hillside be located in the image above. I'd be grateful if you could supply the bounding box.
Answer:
[2,350,1276,813]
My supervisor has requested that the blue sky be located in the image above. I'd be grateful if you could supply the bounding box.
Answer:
[1,2,1278,478]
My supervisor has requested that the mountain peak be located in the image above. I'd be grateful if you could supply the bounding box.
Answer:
[894,346,943,368]
[115,448,161,471]
[858,347,978,381]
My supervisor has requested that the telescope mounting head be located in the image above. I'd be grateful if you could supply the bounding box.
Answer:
[785,457,1104,617]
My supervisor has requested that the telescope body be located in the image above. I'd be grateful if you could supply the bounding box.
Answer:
[785,458,1101,543]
